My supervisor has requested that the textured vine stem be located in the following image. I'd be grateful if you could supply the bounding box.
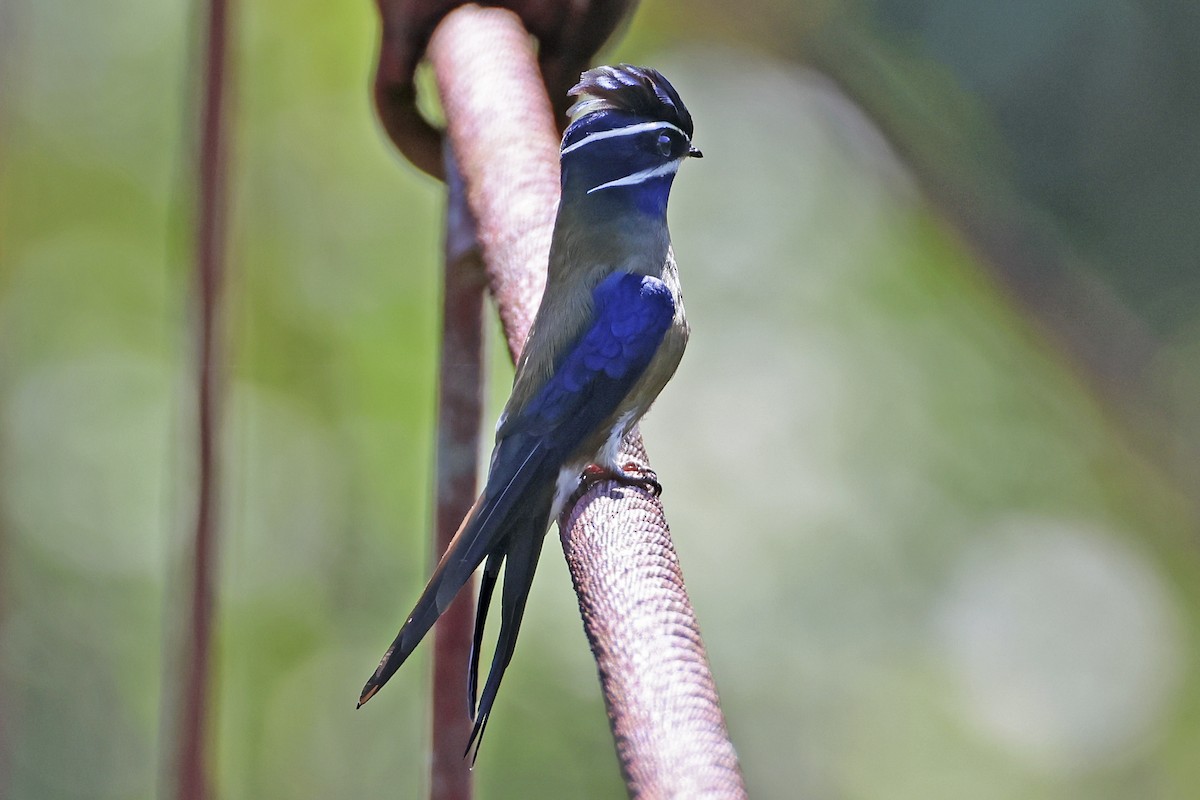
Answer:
[177,0,231,797]
[561,438,745,798]
[428,7,559,349]
[426,7,746,797]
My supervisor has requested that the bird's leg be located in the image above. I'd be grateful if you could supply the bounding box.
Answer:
[579,461,662,497]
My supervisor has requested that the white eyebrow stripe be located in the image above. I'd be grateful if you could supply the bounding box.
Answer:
[561,120,689,156]
[586,158,683,193]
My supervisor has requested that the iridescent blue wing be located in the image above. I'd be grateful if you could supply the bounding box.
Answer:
[464,271,675,756]
[360,271,676,761]
[501,271,675,445]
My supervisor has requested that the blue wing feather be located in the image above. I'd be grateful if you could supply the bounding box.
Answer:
[504,271,674,443]
[360,271,676,757]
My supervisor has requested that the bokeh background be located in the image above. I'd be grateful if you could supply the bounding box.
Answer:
[3,1,1200,798]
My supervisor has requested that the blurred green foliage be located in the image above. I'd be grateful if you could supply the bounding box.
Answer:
[2,1,1198,799]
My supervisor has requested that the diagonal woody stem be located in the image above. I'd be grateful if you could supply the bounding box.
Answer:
[425,6,746,797]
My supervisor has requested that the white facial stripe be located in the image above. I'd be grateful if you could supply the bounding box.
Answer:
[586,158,683,194]
[561,120,689,156]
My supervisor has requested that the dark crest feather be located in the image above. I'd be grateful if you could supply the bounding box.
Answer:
[567,64,693,137]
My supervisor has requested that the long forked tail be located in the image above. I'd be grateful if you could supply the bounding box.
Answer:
[357,440,553,708]
[357,493,489,707]
[465,510,547,761]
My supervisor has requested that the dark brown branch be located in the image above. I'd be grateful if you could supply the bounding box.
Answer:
[425,7,746,796]
[177,0,231,797]
[429,144,486,800]
[371,0,637,180]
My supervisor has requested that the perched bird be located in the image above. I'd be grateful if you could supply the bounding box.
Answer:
[358,64,701,756]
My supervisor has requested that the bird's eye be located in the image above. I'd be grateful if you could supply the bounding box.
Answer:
[656,133,674,157]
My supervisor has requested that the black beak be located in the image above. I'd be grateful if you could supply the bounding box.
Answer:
[688,145,703,158]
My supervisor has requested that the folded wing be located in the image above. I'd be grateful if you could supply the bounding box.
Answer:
[359,272,676,757]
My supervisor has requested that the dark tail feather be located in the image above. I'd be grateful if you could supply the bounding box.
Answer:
[465,515,547,762]
[358,494,496,707]
[358,441,550,707]
[468,551,503,718]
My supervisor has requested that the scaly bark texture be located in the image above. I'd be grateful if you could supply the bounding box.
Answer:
[426,8,746,797]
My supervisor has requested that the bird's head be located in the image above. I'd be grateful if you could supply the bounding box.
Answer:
[559,65,701,217]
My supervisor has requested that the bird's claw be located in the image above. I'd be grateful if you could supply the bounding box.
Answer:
[579,462,662,497]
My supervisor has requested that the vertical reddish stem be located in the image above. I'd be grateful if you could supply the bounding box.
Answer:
[178,0,230,797]
[429,147,484,800]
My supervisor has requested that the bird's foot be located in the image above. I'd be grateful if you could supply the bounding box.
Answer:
[579,461,662,497]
